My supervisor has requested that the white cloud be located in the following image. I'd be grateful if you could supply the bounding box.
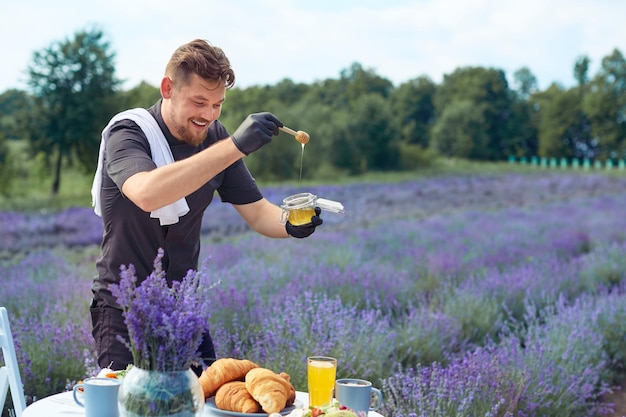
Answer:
[1,0,625,93]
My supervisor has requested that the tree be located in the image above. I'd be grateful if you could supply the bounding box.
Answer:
[512,67,538,100]
[300,62,393,112]
[507,97,539,158]
[0,89,33,140]
[509,68,539,157]
[390,76,436,148]
[433,67,514,160]
[270,78,311,105]
[25,27,121,194]
[583,49,626,159]
[574,55,590,87]
[334,93,400,174]
[0,131,14,195]
[340,62,394,102]
[534,84,593,158]
[118,81,160,110]
[431,100,489,159]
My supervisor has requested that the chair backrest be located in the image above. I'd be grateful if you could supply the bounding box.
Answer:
[0,307,26,417]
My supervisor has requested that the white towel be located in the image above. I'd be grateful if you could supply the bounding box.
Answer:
[91,108,190,226]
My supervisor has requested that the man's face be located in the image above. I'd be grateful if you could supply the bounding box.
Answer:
[162,73,226,146]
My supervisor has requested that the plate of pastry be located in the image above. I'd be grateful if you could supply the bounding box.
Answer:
[206,396,302,417]
[199,358,301,417]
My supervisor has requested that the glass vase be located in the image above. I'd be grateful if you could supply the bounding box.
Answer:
[118,366,204,417]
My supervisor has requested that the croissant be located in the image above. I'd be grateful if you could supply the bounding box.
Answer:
[245,368,292,413]
[215,381,261,413]
[199,358,259,398]
[279,372,296,407]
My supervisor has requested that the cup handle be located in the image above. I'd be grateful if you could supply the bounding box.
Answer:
[73,384,85,407]
[370,388,383,411]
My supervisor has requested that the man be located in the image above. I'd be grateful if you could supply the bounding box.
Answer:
[90,39,322,372]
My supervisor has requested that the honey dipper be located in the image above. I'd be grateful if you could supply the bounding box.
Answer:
[279,126,310,144]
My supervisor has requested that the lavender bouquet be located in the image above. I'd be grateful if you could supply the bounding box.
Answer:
[110,248,214,372]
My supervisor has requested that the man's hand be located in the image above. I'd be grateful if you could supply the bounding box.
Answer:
[231,112,283,155]
[285,207,323,238]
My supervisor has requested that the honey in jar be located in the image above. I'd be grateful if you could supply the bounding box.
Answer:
[280,193,317,226]
[280,192,345,226]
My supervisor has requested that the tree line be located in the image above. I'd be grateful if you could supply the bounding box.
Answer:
[0,27,625,195]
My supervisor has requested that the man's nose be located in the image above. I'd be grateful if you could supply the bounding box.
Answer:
[199,108,216,122]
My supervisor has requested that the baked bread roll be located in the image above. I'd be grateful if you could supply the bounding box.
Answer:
[279,372,296,407]
[245,368,292,413]
[215,381,261,413]
[199,358,259,398]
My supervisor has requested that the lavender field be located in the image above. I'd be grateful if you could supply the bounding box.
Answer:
[2,171,626,417]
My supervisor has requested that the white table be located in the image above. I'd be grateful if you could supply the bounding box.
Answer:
[23,391,384,417]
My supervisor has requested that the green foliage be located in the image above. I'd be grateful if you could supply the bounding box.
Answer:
[441,287,504,346]
[578,242,626,292]
[0,89,33,141]
[398,142,437,170]
[595,296,626,379]
[339,62,394,102]
[574,55,590,86]
[433,66,513,160]
[512,67,538,100]
[583,49,626,159]
[390,76,436,147]
[340,93,401,174]
[24,26,121,194]
[2,31,626,182]
[0,139,94,210]
[507,98,539,158]
[534,84,593,158]
[394,310,462,367]
[0,131,14,195]
[431,99,489,158]
[118,81,161,109]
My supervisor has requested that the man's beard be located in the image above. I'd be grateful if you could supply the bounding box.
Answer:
[174,123,206,146]
[169,107,207,146]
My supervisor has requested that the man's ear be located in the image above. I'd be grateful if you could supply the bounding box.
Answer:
[160,76,173,99]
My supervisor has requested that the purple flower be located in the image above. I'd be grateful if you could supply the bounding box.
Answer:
[109,248,214,371]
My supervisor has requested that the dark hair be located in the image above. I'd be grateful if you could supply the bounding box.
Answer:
[165,39,235,89]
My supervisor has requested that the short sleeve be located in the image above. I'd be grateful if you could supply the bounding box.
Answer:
[105,120,156,190]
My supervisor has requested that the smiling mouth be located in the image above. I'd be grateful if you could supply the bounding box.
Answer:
[191,119,207,127]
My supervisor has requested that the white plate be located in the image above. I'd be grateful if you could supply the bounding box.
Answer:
[206,397,302,417]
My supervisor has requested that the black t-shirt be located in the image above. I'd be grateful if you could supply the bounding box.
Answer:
[92,100,263,307]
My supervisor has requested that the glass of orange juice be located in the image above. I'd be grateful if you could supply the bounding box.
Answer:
[307,356,337,408]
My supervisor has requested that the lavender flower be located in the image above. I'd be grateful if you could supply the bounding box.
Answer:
[109,248,214,371]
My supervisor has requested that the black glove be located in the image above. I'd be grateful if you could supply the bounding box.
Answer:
[286,207,323,238]
[231,112,283,155]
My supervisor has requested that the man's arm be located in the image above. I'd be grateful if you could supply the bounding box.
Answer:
[122,112,282,212]
[122,138,244,212]
[233,199,290,238]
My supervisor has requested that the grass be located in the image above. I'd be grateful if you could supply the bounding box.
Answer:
[1,140,94,211]
[5,138,621,212]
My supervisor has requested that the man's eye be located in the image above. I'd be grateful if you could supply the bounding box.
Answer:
[193,101,204,106]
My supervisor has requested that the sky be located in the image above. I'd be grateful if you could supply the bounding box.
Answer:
[2,0,625,95]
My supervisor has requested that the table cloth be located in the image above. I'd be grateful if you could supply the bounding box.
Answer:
[22,390,385,417]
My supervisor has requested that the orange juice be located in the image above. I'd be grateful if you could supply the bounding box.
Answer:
[307,356,337,407]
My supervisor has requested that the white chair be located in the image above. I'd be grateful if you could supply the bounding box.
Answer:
[0,307,26,417]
